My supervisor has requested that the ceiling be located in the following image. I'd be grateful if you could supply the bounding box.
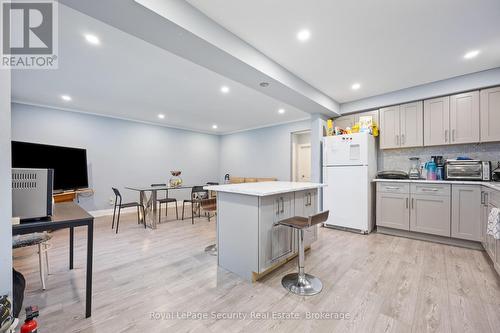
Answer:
[11,4,309,134]
[187,0,500,103]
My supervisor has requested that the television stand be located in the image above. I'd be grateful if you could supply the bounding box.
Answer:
[53,188,93,203]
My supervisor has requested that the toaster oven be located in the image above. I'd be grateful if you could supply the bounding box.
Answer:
[444,160,490,181]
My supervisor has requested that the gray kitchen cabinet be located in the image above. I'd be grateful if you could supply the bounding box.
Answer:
[400,101,423,148]
[424,96,450,146]
[379,105,401,149]
[259,193,294,272]
[481,189,490,246]
[451,185,481,241]
[334,115,356,129]
[355,110,379,125]
[449,91,479,144]
[480,86,500,142]
[376,191,410,230]
[294,190,318,247]
[409,184,451,237]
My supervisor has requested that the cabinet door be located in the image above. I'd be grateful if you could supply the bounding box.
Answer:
[481,190,489,246]
[294,190,318,247]
[379,105,401,149]
[424,96,450,146]
[400,101,423,148]
[410,194,451,236]
[450,91,480,144]
[480,87,500,142]
[334,115,356,130]
[355,110,379,126]
[271,193,294,262]
[376,192,410,230]
[451,185,481,241]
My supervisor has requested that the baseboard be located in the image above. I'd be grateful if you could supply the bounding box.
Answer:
[89,202,192,217]
[376,226,483,250]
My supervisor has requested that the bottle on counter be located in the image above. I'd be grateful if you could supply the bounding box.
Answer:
[425,160,437,180]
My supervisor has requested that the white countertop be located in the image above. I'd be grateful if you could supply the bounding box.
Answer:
[204,181,326,196]
[373,178,500,191]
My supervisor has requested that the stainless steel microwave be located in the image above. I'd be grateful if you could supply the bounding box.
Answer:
[444,160,490,181]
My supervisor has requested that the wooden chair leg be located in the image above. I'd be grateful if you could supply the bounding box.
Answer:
[158,203,162,224]
[137,206,140,224]
[191,201,195,225]
[115,207,122,234]
[175,201,178,220]
[142,206,146,228]
[182,201,185,220]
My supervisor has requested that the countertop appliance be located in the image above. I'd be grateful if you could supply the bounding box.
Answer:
[12,168,54,221]
[377,170,408,179]
[322,132,377,233]
[408,157,421,179]
[444,160,490,181]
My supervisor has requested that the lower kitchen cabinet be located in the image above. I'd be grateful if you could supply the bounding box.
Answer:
[410,193,451,237]
[376,191,410,230]
[294,190,318,247]
[486,192,499,262]
[451,185,482,241]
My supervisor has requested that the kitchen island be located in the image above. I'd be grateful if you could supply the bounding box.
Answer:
[204,181,325,282]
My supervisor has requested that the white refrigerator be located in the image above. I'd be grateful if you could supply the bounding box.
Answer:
[322,132,377,233]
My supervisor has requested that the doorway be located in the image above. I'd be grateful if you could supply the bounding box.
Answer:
[291,130,311,182]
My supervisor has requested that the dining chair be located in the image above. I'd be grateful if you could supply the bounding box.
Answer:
[12,232,52,290]
[151,184,178,224]
[182,186,208,224]
[112,187,146,233]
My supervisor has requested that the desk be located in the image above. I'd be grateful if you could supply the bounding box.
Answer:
[126,185,193,229]
[12,202,94,318]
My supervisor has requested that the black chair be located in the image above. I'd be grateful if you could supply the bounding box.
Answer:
[151,184,178,224]
[112,187,146,234]
[182,186,208,224]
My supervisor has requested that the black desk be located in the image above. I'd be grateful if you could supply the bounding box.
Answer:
[12,202,94,318]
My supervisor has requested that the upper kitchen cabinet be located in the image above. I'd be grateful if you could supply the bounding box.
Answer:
[399,101,423,148]
[379,105,401,149]
[480,86,500,142]
[333,115,356,129]
[449,91,479,144]
[380,102,423,149]
[424,96,450,146]
[355,110,379,125]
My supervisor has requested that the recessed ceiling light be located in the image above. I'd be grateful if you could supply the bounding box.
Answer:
[464,50,480,59]
[351,83,361,90]
[220,86,230,94]
[297,29,311,42]
[212,124,218,129]
[259,82,270,88]
[61,95,72,101]
[158,114,165,119]
[278,108,286,114]
[84,34,100,45]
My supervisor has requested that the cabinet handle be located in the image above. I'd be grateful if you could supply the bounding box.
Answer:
[276,199,280,215]
[280,197,284,213]
[444,129,448,143]
[406,198,409,209]
[411,198,414,209]
[484,193,489,206]
[401,134,405,145]
[481,192,485,205]
[452,129,455,142]
[385,186,400,190]
[421,188,439,192]
[395,135,399,146]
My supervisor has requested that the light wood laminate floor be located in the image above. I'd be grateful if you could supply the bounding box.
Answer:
[13,209,500,333]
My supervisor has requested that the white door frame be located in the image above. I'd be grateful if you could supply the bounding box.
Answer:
[290,130,312,182]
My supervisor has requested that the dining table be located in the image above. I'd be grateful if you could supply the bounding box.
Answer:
[125,184,194,229]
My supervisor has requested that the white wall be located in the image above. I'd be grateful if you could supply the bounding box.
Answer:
[219,120,310,181]
[1,71,12,297]
[11,103,220,212]
[340,67,500,114]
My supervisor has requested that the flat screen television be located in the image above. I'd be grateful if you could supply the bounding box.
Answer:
[12,141,89,191]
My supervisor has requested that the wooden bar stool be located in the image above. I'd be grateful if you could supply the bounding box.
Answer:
[278,210,329,296]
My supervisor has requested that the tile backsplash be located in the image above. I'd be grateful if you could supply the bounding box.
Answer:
[378,142,500,171]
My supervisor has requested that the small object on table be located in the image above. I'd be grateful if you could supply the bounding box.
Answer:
[169,171,183,188]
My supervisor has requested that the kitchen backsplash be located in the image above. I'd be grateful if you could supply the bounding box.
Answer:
[378,142,500,171]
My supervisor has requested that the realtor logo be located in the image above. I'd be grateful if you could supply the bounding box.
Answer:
[1,0,58,69]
